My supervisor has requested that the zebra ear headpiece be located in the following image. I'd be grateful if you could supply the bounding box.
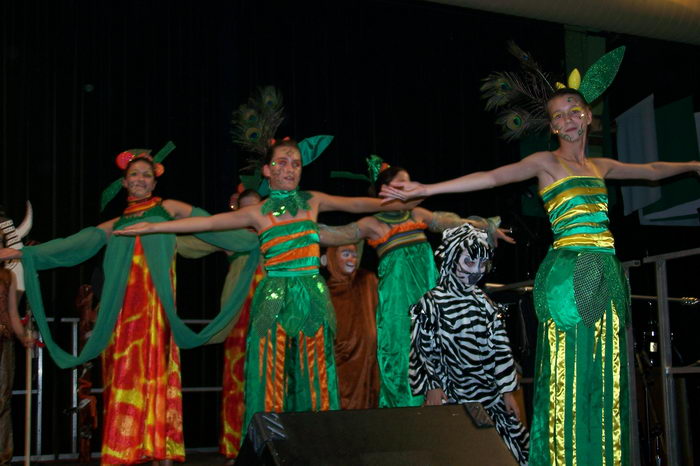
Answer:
[435,223,492,278]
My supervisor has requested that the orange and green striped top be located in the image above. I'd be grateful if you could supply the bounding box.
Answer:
[259,213,320,277]
[368,211,429,259]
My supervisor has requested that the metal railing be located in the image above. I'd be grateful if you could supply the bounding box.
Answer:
[11,318,221,463]
[642,247,700,466]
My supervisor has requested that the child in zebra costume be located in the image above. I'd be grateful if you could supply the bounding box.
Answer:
[409,223,529,465]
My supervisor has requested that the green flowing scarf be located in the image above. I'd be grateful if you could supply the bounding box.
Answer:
[22,207,260,369]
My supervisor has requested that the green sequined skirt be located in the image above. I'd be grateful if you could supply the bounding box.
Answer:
[243,274,339,436]
[248,274,336,339]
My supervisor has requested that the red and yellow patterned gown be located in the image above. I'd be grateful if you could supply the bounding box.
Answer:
[100,197,185,465]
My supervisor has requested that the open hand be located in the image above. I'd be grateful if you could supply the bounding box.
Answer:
[495,228,516,245]
[22,332,36,348]
[113,222,155,236]
[379,180,427,201]
[424,388,448,406]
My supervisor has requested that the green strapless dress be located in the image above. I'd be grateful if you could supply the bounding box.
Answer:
[530,176,630,466]
[369,212,438,408]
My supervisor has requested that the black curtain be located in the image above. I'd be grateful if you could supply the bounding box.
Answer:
[2,0,698,455]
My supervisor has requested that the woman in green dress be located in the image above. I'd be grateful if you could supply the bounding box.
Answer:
[357,165,513,408]
[380,88,700,465]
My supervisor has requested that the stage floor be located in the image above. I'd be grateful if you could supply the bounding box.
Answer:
[14,451,228,465]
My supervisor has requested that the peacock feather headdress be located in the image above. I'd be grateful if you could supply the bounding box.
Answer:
[231,86,284,168]
[231,86,333,196]
[481,41,625,141]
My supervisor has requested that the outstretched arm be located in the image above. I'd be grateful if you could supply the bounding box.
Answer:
[594,158,700,181]
[115,206,258,235]
[96,218,119,238]
[415,208,515,245]
[312,191,419,214]
[0,218,116,259]
[380,154,545,201]
[318,222,362,246]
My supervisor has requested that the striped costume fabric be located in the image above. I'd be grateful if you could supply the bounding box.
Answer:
[530,175,630,466]
[242,210,339,436]
[410,224,529,465]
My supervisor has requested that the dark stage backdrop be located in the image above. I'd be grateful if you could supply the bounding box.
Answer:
[2,0,699,457]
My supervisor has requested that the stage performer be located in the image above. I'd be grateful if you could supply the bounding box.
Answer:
[352,160,513,408]
[380,44,700,465]
[323,241,379,410]
[179,187,364,461]
[0,143,261,465]
[0,202,33,298]
[0,248,34,464]
[115,138,420,438]
[410,223,528,465]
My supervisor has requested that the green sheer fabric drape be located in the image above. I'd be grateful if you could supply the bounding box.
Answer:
[22,207,260,369]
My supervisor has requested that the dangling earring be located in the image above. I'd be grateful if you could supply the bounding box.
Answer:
[553,129,559,134]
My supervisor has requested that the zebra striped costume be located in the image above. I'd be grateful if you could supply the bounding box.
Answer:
[409,224,529,465]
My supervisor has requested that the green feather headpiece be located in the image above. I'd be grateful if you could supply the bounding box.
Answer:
[331,154,388,184]
[481,41,626,140]
[231,86,284,161]
[231,86,335,196]
[574,46,626,104]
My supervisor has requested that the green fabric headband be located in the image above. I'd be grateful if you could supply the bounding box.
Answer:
[100,141,176,212]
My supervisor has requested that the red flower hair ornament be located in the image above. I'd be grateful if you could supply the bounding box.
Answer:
[100,141,175,211]
[268,136,291,146]
[115,150,165,177]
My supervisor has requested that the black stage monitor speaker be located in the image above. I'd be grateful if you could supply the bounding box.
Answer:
[235,403,518,465]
